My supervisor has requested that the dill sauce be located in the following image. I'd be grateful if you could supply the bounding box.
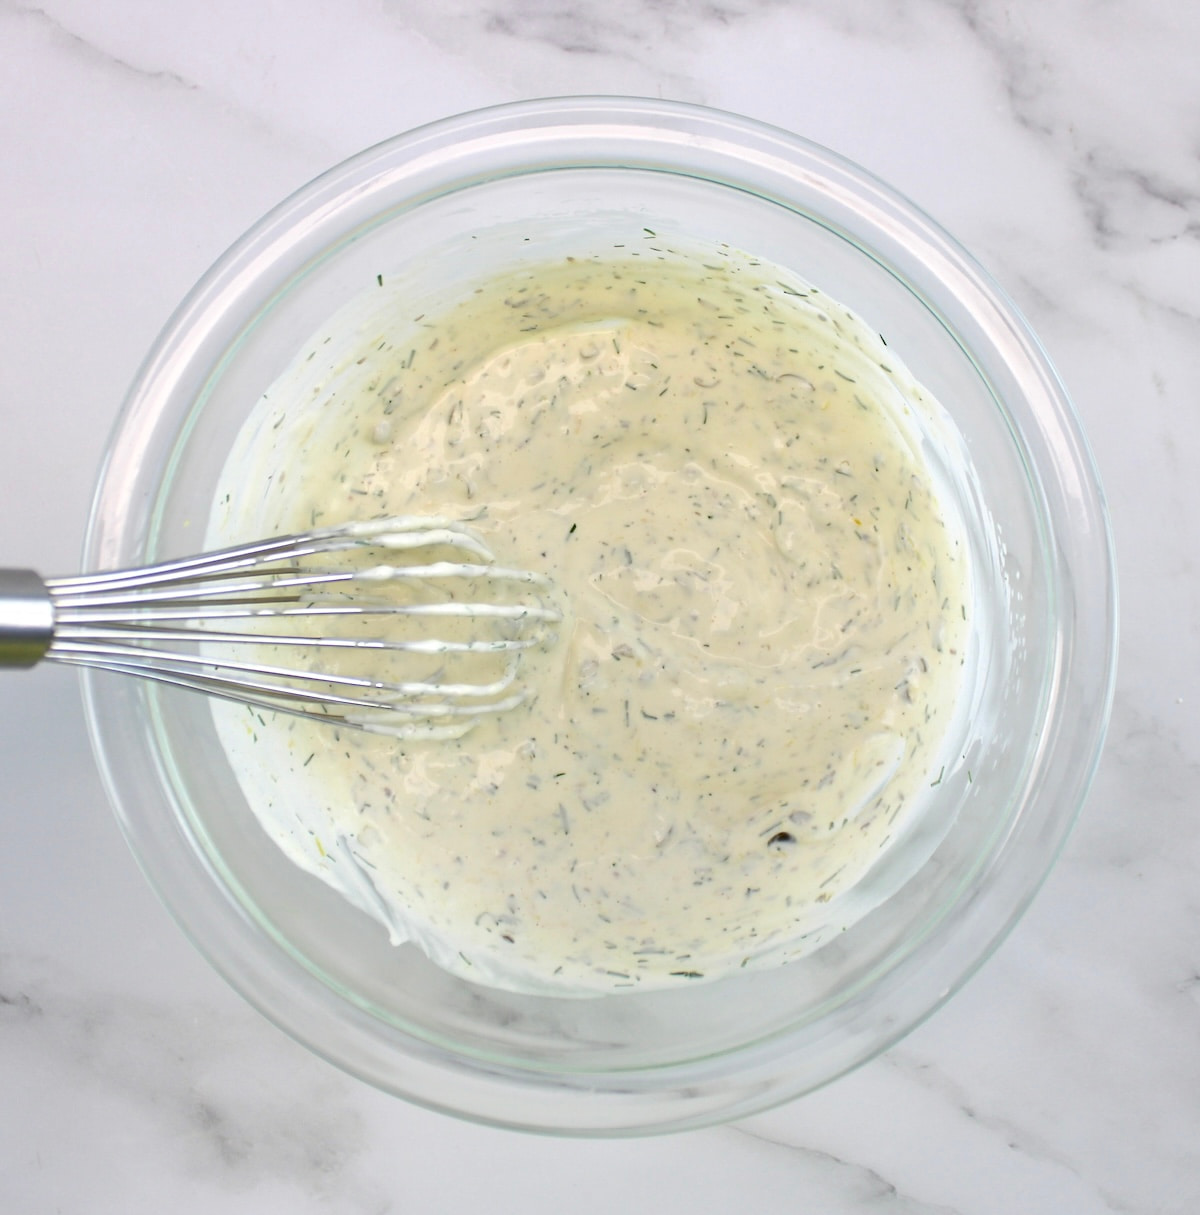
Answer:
[209,241,970,994]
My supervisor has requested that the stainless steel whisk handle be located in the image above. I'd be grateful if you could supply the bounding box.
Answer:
[0,569,53,668]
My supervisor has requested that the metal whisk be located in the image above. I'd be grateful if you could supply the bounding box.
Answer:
[0,516,561,738]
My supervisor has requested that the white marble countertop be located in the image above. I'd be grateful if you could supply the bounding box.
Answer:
[1,2,1196,1211]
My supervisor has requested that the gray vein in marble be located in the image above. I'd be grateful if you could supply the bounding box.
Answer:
[0,950,386,1208]
[730,1122,963,1214]
[939,2,1200,253]
[938,0,1055,134]
[4,0,330,171]
[1099,696,1200,833]
[478,0,770,54]
[381,0,789,101]
[1110,272,1200,330]
[9,1,198,92]
[1072,151,1200,253]
[1180,972,1200,1009]
[0,985,44,1021]
[881,1050,1145,1215]
[772,0,1200,284]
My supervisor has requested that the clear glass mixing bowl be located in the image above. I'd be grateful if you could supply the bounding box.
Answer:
[81,97,1117,1134]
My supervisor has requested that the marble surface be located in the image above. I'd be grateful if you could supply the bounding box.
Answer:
[1,1,1196,1210]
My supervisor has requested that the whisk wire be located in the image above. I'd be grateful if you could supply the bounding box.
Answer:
[2,517,560,736]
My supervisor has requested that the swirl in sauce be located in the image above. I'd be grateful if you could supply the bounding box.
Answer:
[209,241,970,993]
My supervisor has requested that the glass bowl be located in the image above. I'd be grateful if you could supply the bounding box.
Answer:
[81,97,1117,1135]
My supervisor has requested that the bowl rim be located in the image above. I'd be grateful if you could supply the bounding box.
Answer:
[80,95,1118,1135]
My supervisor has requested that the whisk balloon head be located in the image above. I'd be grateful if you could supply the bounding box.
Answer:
[22,517,561,738]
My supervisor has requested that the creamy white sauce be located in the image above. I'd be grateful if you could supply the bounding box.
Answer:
[208,239,971,994]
